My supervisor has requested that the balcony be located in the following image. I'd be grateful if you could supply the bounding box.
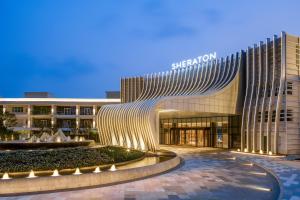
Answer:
[80,119,93,128]
[80,107,93,115]
[32,119,52,128]
[56,119,76,129]
[32,106,51,115]
[56,106,76,115]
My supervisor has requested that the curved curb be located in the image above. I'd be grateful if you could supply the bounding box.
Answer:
[235,157,283,200]
[0,156,181,196]
[2,155,147,177]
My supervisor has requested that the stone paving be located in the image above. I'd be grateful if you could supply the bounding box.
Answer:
[225,152,300,200]
[1,146,280,200]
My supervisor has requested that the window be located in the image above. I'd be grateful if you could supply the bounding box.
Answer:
[80,107,93,115]
[64,108,72,115]
[12,107,23,113]
[33,119,51,128]
[63,120,72,128]
[258,112,261,122]
[267,86,271,97]
[272,110,276,122]
[287,82,293,95]
[280,110,285,121]
[32,106,51,115]
[264,111,268,122]
[260,87,265,97]
[56,106,76,115]
[287,110,293,121]
[41,120,49,127]
[80,119,92,128]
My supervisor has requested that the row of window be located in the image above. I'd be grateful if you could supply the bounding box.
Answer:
[9,106,100,115]
[32,119,93,128]
[257,109,293,122]
[248,82,293,98]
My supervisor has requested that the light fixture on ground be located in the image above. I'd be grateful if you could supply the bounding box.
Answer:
[27,170,37,178]
[243,163,254,166]
[93,167,101,173]
[245,185,272,192]
[73,168,82,175]
[51,169,60,177]
[227,157,236,160]
[109,164,116,171]
[249,171,267,176]
[2,172,10,180]
[259,150,263,154]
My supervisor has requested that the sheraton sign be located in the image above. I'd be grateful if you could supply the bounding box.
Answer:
[171,52,217,70]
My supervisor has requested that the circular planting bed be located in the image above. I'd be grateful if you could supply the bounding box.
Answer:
[0,146,145,175]
[0,146,180,196]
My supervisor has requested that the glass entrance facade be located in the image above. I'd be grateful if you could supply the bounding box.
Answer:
[159,116,240,148]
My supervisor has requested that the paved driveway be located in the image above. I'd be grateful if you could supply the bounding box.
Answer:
[1,146,279,200]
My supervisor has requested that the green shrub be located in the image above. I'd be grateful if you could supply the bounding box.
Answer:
[0,146,144,173]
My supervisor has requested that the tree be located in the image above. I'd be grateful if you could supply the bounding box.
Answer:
[0,111,17,140]
[0,111,17,130]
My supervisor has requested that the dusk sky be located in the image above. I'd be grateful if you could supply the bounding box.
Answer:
[1,0,300,98]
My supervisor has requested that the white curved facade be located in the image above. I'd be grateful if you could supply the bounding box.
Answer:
[97,32,300,154]
[97,52,245,151]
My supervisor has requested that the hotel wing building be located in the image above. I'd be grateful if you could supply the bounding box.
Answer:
[0,94,120,133]
[97,32,300,155]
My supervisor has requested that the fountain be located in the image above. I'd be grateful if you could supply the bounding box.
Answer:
[73,168,82,175]
[0,128,92,150]
[39,132,50,142]
[28,135,39,143]
[49,129,68,142]
[93,166,101,173]
[27,170,37,178]
[51,169,60,177]
[109,164,116,171]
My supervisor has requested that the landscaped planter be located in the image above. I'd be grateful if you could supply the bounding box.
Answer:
[0,146,145,173]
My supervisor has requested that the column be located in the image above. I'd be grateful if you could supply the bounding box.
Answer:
[76,105,80,129]
[2,105,7,127]
[274,31,286,154]
[27,105,31,128]
[93,105,96,128]
[266,35,277,154]
[51,105,56,128]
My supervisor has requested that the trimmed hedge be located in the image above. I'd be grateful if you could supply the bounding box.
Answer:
[0,141,92,150]
[0,146,144,173]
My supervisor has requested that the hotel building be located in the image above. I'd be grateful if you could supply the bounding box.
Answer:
[0,92,120,133]
[97,32,300,155]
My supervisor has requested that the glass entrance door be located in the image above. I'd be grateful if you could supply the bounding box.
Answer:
[186,129,196,146]
[163,128,213,147]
